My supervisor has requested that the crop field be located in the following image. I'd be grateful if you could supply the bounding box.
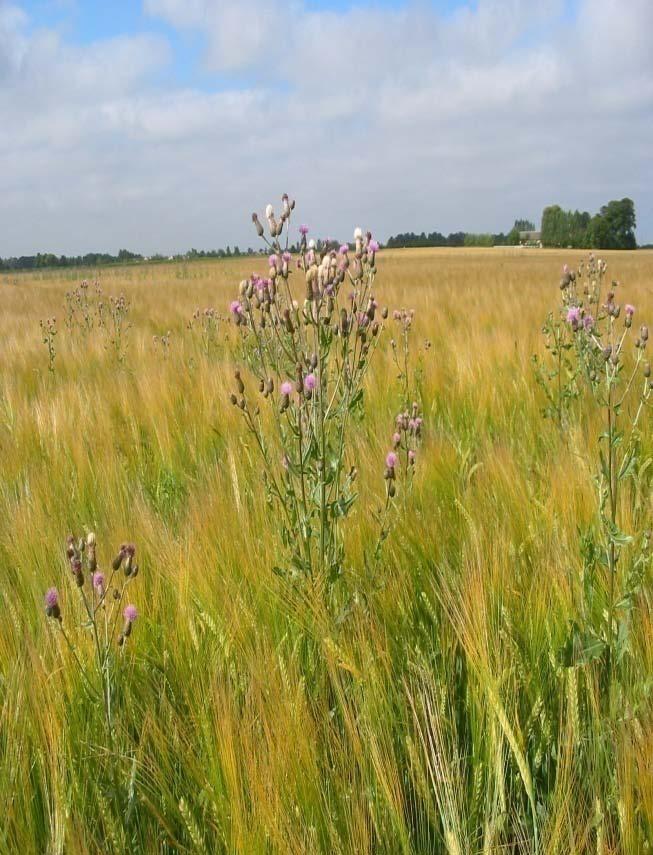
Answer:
[1,246,653,853]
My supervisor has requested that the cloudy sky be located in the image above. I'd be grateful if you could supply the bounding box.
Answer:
[1,0,651,256]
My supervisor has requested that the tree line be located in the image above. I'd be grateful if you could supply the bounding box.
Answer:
[0,200,639,271]
[0,245,263,272]
[386,219,536,249]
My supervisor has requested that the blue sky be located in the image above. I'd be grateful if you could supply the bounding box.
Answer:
[0,0,651,254]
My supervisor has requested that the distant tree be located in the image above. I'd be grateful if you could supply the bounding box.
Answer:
[463,233,493,247]
[590,198,636,249]
[447,232,465,247]
[513,218,535,232]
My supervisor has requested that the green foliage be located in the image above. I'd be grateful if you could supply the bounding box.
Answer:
[541,199,637,249]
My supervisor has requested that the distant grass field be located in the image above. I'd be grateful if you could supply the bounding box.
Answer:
[1,247,653,853]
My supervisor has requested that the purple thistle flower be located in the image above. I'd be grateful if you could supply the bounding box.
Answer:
[408,449,416,464]
[229,300,243,317]
[304,373,317,392]
[625,304,635,317]
[280,381,293,396]
[386,451,398,469]
[282,251,292,263]
[44,587,61,620]
[92,572,105,591]
[299,225,309,236]
[368,239,379,253]
[45,588,59,609]
[123,604,138,623]
[392,432,401,447]
[566,306,581,325]
[583,314,595,331]
[339,244,349,255]
[268,254,278,267]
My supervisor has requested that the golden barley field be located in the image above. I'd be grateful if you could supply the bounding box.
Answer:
[1,247,653,853]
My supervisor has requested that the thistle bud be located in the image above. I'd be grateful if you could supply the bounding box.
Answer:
[641,325,649,342]
[234,370,245,395]
[252,213,264,238]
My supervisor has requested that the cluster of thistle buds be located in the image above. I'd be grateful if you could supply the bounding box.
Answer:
[252,194,296,240]
[559,259,651,386]
[384,402,424,497]
[44,535,139,646]
[189,307,219,326]
[392,308,415,330]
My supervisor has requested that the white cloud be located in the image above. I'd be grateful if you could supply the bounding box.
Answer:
[0,0,651,256]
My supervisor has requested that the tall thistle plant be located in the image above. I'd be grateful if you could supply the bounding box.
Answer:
[539,254,652,707]
[228,196,420,610]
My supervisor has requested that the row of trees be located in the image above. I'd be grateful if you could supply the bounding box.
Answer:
[1,202,639,270]
[541,199,636,249]
[0,245,264,272]
[386,219,536,249]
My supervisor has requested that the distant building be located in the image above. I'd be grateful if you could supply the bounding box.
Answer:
[519,230,542,245]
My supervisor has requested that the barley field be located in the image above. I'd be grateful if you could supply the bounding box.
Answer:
[1,247,653,853]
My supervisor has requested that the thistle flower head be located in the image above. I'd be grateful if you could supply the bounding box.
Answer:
[268,254,278,267]
[625,304,635,317]
[299,224,309,236]
[354,227,363,240]
[386,451,398,469]
[408,449,416,464]
[92,572,105,591]
[230,300,243,317]
[368,239,379,253]
[304,373,317,392]
[123,604,138,623]
[280,381,293,396]
[265,204,274,219]
[339,244,349,255]
[566,306,581,325]
[45,588,59,609]
[583,314,595,331]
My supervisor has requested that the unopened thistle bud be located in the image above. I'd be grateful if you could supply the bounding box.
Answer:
[234,370,245,395]
[252,213,264,238]
[123,543,136,576]
[86,532,97,572]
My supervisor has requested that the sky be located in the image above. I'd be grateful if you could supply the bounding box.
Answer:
[1,0,651,256]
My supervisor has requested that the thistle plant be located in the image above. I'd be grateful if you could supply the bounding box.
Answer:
[64,279,98,335]
[188,307,220,358]
[541,254,652,707]
[228,196,385,604]
[107,294,131,365]
[44,534,140,737]
[153,329,172,360]
[532,269,581,426]
[39,316,57,373]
